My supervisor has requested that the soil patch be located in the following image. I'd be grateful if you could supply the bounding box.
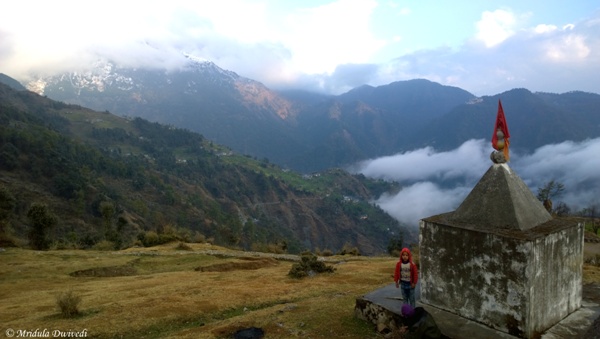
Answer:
[583,283,600,339]
[69,265,137,277]
[195,257,279,272]
[584,316,600,339]
[585,242,600,257]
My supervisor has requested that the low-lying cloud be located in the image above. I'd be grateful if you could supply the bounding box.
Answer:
[352,138,600,228]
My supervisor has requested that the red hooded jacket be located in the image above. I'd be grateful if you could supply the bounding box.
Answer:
[394,247,418,285]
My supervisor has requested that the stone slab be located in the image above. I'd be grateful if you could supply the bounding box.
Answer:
[357,283,600,339]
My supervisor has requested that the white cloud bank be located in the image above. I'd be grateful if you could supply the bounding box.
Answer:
[352,138,600,228]
[1,2,599,96]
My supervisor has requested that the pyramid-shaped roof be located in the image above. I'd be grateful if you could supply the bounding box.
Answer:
[449,163,552,230]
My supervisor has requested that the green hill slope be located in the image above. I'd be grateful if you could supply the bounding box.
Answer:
[0,83,405,255]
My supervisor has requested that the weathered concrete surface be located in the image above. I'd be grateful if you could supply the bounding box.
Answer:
[355,283,600,339]
[449,164,552,231]
[419,217,583,338]
[415,162,584,338]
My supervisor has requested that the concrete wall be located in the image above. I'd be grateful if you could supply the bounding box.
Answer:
[528,225,583,334]
[419,215,582,338]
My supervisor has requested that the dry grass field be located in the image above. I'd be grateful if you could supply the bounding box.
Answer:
[1,242,599,339]
[0,243,396,338]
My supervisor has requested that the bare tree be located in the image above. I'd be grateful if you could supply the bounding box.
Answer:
[536,180,565,213]
[582,203,600,235]
[553,202,571,217]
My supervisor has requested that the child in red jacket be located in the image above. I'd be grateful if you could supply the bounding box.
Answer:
[394,247,418,307]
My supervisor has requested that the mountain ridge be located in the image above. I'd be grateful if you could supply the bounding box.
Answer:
[3,61,600,173]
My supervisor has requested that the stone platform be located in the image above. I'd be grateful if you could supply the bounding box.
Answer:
[355,283,600,339]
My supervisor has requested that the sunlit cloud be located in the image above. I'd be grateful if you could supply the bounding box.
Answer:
[475,9,516,47]
[282,0,384,75]
[534,24,558,34]
[544,34,591,61]
[1,2,599,96]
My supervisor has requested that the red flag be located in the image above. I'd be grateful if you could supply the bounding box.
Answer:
[491,100,510,161]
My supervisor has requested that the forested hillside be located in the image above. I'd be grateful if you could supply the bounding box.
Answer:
[0,84,406,255]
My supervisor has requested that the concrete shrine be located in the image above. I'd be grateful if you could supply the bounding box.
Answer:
[419,163,583,338]
[355,101,587,338]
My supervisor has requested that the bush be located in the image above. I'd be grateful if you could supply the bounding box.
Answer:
[27,203,57,250]
[93,240,116,251]
[288,263,309,279]
[158,233,177,244]
[288,253,336,279]
[585,254,600,266]
[192,232,206,243]
[138,228,195,247]
[321,249,334,257]
[56,290,81,318]
[175,242,192,251]
[338,242,360,256]
[266,243,286,254]
[139,230,160,247]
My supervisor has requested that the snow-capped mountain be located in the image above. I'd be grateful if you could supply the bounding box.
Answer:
[23,55,306,166]
[28,55,296,120]
[27,60,135,95]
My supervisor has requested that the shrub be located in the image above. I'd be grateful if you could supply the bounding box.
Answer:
[93,240,116,251]
[585,254,600,266]
[0,223,18,247]
[158,233,177,244]
[139,230,160,247]
[321,249,334,257]
[27,203,57,250]
[138,228,195,247]
[56,290,81,318]
[192,232,206,243]
[266,243,286,254]
[175,242,192,251]
[288,253,336,279]
[288,263,309,279]
[338,242,361,256]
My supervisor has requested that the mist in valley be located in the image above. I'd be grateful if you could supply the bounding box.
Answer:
[352,138,600,228]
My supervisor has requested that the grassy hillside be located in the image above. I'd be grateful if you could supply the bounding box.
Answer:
[0,83,406,255]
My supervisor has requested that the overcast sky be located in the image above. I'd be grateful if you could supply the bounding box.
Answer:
[352,138,600,229]
[1,0,600,96]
